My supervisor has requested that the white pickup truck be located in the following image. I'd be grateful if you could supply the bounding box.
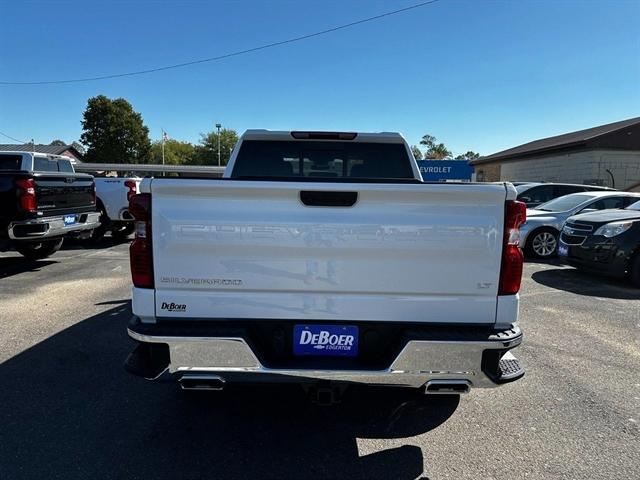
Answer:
[91,176,141,240]
[125,130,526,399]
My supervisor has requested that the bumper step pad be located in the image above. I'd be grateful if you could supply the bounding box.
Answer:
[494,352,525,384]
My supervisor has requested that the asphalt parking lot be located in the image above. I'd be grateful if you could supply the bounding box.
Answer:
[0,239,638,480]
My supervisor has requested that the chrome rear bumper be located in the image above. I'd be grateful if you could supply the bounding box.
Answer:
[126,319,524,389]
[8,212,101,240]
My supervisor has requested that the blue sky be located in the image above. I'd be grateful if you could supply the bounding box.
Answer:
[1,0,639,156]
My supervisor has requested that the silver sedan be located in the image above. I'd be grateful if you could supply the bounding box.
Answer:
[519,191,640,259]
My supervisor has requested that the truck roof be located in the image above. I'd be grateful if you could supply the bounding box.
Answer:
[241,130,407,144]
[0,151,74,161]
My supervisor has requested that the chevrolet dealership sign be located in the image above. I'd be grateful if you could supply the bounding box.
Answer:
[417,160,474,182]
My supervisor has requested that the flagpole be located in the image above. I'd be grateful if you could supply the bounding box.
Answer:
[161,128,165,165]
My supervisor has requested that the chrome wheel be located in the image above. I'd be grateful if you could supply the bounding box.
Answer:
[532,231,557,257]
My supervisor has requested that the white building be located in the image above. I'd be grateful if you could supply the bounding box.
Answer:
[471,117,640,190]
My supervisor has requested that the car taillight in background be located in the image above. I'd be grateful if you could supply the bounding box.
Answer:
[124,180,137,201]
[15,178,37,213]
[129,193,153,288]
[499,200,527,295]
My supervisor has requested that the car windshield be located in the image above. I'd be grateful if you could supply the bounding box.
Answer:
[534,194,592,212]
[627,200,640,211]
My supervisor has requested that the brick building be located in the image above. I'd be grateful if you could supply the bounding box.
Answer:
[470,117,640,190]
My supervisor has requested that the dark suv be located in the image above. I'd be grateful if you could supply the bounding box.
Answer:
[558,200,640,287]
[515,183,614,208]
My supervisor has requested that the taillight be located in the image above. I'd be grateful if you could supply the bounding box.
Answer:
[91,181,97,205]
[16,178,37,213]
[124,180,137,201]
[499,200,527,295]
[129,193,153,288]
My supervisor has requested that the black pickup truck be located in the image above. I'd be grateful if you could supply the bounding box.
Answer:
[0,152,101,259]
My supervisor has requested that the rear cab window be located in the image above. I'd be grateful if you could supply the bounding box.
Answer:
[58,159,74,173]
[32,156,74,173]
[231,140,414,180]
[0,154,25,170]
[33,157,60,172]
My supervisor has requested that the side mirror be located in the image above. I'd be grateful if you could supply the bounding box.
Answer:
[579,208,597,214]
[519,196,531,203]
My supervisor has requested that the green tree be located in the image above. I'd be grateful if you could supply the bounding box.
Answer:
[419,134,451,160]
[150,139,197,165]
[455,151,480,161]
[80,95,151,164]
[419,135,437,149]
[411,145,423,160]
[49,139,66,146]
[193,128,239,166]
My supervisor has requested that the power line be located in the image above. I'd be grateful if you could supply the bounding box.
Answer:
[0,130,28,143]
[0,0,441,86]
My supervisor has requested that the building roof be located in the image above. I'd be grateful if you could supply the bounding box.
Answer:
[471,117,640,165]
[0,143,84,161]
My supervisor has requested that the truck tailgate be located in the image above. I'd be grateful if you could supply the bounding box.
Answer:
[35,173,95,214]
[150,180,507,324]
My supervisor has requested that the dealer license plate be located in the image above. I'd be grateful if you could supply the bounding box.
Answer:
[293,324,358,357]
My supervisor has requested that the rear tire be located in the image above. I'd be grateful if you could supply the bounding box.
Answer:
[630,254,640,288]
[14,238,64,260]
[525,228,559,259]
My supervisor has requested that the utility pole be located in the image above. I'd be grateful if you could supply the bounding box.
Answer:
[215,123,222,166]
[161,128,166,165]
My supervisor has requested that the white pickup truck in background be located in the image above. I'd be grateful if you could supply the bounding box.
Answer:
[124,130,526,400]
[91,176,141,240]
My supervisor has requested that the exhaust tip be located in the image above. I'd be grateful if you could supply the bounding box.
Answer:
[425,380,471,395]
[179,374,226,391]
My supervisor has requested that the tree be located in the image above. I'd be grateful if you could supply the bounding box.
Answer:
[49,139,66,146]
[80,95,151,164]
[192,128,239,166]
[455,151,480,161]
[419,134,451,160]
[419,135,437,149]
[411,145,423,160]
[150,139,197,165]
[427,143,452,160]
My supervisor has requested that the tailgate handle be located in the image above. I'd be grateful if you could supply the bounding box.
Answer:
[300,190,358,207]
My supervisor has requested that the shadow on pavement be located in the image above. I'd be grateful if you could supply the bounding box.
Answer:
[62,236,131,251]
[94,299,131,306]
[0,304,458,479]
[531,267,640,300]
[524,257,565,266]
[0,257,57,279]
